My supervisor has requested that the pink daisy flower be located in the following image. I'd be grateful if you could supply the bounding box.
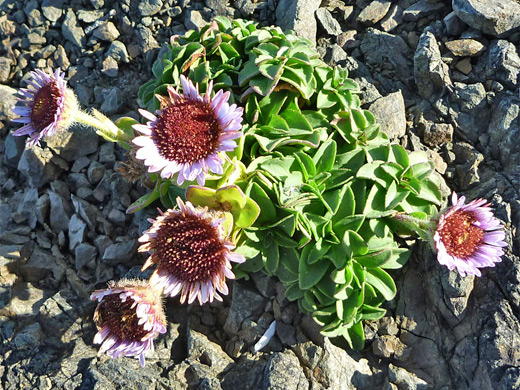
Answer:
[132,75,243,185]
[91,279,167,367]
[433,192,507,277]
[12,69,77,146]
[138,197,246,305]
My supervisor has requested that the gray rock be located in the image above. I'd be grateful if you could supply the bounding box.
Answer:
[48,190,70,232]
[68,214,86,251]
[74,242,97,270]
[20,246,64,283]
[449,82,489,144]
[136,25,159,55]
[414,29,452,101]
[71,195,99,229]
[93,22,120,41]
[71,156,90,173]
[444,11,467,36]
[106,41,130,63]
[453,0,520,37]
[77,9,104,23]
[486,40,520,89]
[262,350,309,389]
[41,0,63,22]
[316,8,343,35]
[14,322,42,349]
[403,0,444,21]
[224,281,266,335]
[445,38,484,57]
[188,329,234,374]
[372,334,405,358]
[487,92,520,173]
[99,87,124,114]
[107,208,126,225]
[184,10,207,31]
[380,4,404,32]
[61,9,85,47]
[87,161,105,184]
[423,122,454,147]
[276,0,320,45]
[0,84,18,121]
[357,0,392,25]
[53,44,70,70]
[369,91,406,140]
[360,28,412,87]
[138,0,163,16]
[0,56,13,83]
[24,0,44,27]
[3,133,26,169]
[101,56,118,78]
[387,363,428,389]
[45,123,99,161]
[17,147,63,188]
[101,239,137,265]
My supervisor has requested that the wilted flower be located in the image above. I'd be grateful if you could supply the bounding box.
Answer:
[138,197,246,305]
[433,192,507,277]
[133,75,243,185]
[12,69,77,146]
[91,279,167,367]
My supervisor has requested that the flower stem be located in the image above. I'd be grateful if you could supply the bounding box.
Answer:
[75,110,132,150]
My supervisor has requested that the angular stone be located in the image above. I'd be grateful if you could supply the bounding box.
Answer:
[20,246,64,283]
[93,22,120,41]
[357,0,391,25]
[41,0,63,22]
[17,147,63,188]
[45,123,98,161]
[453,0,520,37]
[101,56,118,78]
[14,322,42,349]
[224,281,266,335]
[61,9,85,47]
[276,0,320,45]
[71,195,99,229]
[445,38,484,57]
[0,84,18,121]
[369,91,406,140]
[138,0,163,16]
[184,9,207,31]
[101,239,137,265]
[414,29,451,101]
[316,8,342,35]
[486,40,520,89]
[380,4,404,32]
[68,214,86,251]
[75,242,97,270]
[106,41,130,63]
[262,351,308,390]
[403,0,444,22]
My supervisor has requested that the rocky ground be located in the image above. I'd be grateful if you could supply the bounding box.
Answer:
[1,0,519,389]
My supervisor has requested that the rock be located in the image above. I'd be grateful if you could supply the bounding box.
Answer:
[14,322,42,349]
[327,44,347,64]
[68,214,86,251]
[0,84,18,122]
[184,9,207,31]
[45,123,99,161]
[61,9,85,47]
[262,350,309,389]
[136,25,159,55]
[3,133,26,169]
[357,0,392,25]
[403,0,444,22]
[20,246,64,283]
[87,161,105,184]
[107,208,126,225]
[101,56,118,78]
[41,0,63,22]
[276,0,320,45]
[99,87,123,114]
[106,41,130,63]
[316,8,342,36]
[53,44,70,70]
[423,122,454,147]
[387,363,428,389]
[369,91,406,140]
[138,0,163,16]
[76,9,104,23]
[93,22,120,41]
[453,0,520,37]
[486,40,520,89]
[487,92,520,173]
[48,190,70,232]
[455,58,472,74]
[380,4,404,32]
[71,195,98,229]
[414,29,451,101]
[449,82,489,144]
[74,242,97,270]
[101,239,137,265]
[445,38,484,57]
[360,28,412,83]
[444,11,467,36]
[224,281,266,335]
[0,56,12,83]
[372,335,405,358]
[188,329,234,375]
[17,147,63,188]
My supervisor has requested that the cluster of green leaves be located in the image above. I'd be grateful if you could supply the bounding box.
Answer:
[138,18,442,349]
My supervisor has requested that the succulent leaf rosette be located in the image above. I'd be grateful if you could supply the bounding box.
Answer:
[135,18,443,348]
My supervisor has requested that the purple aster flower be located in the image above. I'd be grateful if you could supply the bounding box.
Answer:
[12,69,77,146]
[91,279,167,367]
[138,197,246,305]
[132,75,243,186]
[433,192,507,277]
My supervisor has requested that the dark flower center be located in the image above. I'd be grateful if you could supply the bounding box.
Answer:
[96,294,149,341]
[30,81,62,132]
[155,213,227,282]
[438,211,484,259]
[152,100,222,163]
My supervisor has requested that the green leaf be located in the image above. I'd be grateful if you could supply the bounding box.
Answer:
[237,252,264,272]
[344,321,365,350]
[307,238,331,264]
[355,249,392,268]
[342,230,368,258]
[279,246,300,274]
[359,305,386,321]
[313,140,337,174]
[295,151,316,180]
[234,198,261,228]
[285,283,305,301]
[299,257,330,290]
[248,182,277,223]
[263,240,280,274]
[380,248,411,269]
[365,267,396,301]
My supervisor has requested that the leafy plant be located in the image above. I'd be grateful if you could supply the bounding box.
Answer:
[137,18,442,349]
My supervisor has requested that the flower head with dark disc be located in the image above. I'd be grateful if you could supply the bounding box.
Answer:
[91,279,167,367]
[12,69,77,146]
[433,192,507,277]
[138,197,246,305]
[133,75,243,185]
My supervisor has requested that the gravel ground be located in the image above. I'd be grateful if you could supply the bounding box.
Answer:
[1,0,519,389]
